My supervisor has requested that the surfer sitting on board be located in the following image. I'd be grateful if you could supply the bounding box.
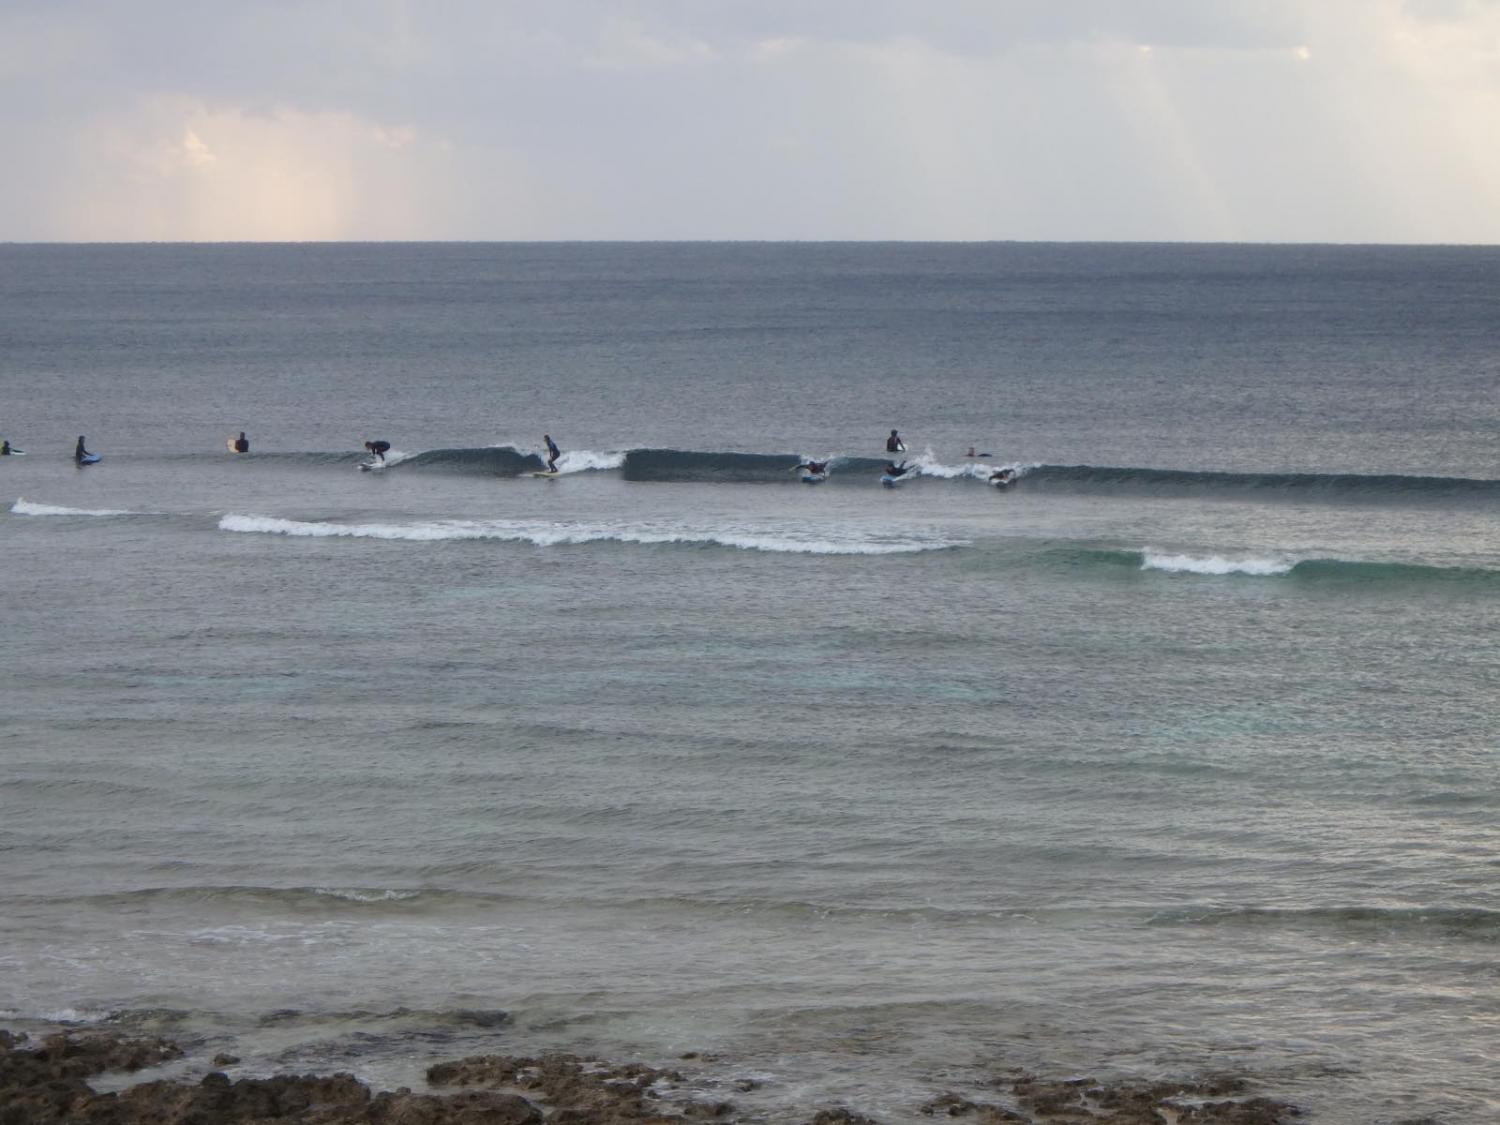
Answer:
[74,436,94,464]
[229,431,249,453]
[544,434,560,473]
[886,429,906,453]
[364,440,391,464]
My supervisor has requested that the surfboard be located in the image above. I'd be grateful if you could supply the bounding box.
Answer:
[359,461,384,472]
[531,470,560,479]
[78,453,101,465]
[880,473,901,487]
[1,449,24,456]
[801,473,826,484]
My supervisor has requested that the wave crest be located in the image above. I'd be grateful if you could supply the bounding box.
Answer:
[1142,551,1294,576]
[218,513,963,555]
[11,498,133,517]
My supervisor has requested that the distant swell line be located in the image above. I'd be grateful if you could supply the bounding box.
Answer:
[1153,904,1500,940]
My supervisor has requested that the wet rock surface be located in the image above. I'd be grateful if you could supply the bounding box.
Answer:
[2,1030,1306,1124]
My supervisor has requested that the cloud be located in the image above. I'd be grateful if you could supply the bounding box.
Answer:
[2,0,1499,241]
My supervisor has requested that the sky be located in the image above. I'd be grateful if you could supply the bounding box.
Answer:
[3,0,1500,242]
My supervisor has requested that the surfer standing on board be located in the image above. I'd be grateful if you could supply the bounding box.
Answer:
[544,434,560,473]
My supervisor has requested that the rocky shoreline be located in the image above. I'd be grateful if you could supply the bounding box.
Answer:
[0,1027,1309,1124]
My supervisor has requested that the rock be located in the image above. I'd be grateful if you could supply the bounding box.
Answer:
[807,1111,881,1125]
[427,1052,711,1123]
[212,1054,241,1067]
[919,1092,1026,1121]
[1007,1072,1301,1124]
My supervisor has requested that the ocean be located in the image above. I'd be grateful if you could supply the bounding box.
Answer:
[1,242,1496,1123]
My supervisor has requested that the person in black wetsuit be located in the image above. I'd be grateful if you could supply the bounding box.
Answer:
[884,460,911,478]
[74,436,93,464]
[799,459,829,475]
[364,440,391,463]
[230,432,249,453]
[544,434,560,472]
[886,429,906,453]
[0,441,11,456]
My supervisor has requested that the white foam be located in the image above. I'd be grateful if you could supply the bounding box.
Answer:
[219,513,962,555]
[1142,551,1294,576]
[0,1007,113,1024]
[11,498,133,517]
[554,449,626,473]
[313,887,422,903]
[906,449,1035,481]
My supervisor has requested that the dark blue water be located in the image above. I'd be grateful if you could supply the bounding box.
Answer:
[1,244,1496,1123]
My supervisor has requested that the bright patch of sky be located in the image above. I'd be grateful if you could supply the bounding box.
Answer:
[2,0,1498,241]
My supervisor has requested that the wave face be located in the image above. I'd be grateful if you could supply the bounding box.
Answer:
[218,513,962,555]
[11,498,133,517]
[1018,464,1500,504]
[392,446,541,474]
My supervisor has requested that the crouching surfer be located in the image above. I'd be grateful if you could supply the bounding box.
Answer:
[881,460,913,487]
[364,439,391,464]
[798,458,829,476]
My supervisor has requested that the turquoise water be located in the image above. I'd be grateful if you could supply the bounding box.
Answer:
[1,244,1496,1122]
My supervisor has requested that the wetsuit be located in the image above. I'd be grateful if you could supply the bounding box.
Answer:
[366,440,391,463]
[544,435,560,472]
[74,437,92,464]
[232,433,249,453]
[886,431,905,453]
[802,460,828,475]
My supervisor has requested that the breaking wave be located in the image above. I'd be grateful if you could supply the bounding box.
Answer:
[11,498,133,517]
[160,445,1500,501]
[1057,547,1500,585]
[1142,551,1294,576]
[218,513,963,555]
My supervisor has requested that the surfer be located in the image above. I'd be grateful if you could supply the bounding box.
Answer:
[886,429,906,453]
[798,459,829,475]
[229,432,250,453]
[884,460,912,478]
[544,434,560,473]
[989,468,1016,487]
[364,440,391,464]
[0,440,11,456]
[74,436,93,465]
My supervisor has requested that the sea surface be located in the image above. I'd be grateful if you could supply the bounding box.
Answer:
[1,242,1496,1122]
